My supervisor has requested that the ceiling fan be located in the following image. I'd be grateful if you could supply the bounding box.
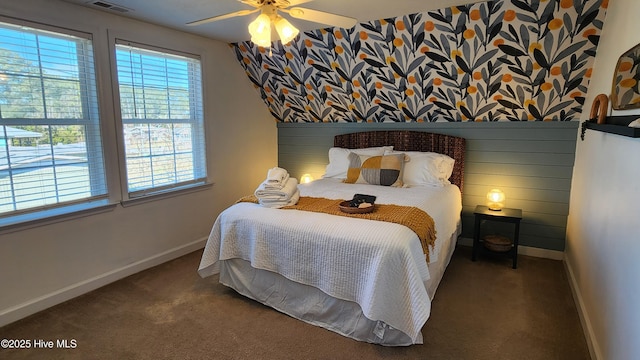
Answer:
[186,0,358,47]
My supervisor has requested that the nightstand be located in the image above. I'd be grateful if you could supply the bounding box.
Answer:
[471,205,522,269]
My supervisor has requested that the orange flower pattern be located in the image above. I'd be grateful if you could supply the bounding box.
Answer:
[232,0,607,122]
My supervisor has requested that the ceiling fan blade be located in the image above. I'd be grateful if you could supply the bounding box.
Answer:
[282,0,313,7]
[286,7,358,29]
[251,0,313,8]
[186,9,259,26]
[238,0,263,7]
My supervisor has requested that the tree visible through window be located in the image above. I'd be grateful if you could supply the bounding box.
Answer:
[115,42,206,196]
[0,21,106,215]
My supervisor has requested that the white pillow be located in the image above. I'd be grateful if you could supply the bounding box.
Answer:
[385,150,455,187]
[323,146,393,179]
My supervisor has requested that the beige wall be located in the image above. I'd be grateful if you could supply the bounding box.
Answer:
[566,0,640,359]
[0,0,277,326]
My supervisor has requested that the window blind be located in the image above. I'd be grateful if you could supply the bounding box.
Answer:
[0,21,106,215]
[114,41,206,197]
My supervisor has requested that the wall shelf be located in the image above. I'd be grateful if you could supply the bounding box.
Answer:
[583,115,640,138]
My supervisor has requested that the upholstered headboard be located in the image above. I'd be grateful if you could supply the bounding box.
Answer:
[334,130,466,194]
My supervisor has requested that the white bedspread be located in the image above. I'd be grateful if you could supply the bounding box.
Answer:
[198,179,461,343]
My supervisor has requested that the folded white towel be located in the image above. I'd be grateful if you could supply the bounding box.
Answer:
[266,167,289,184]
[255,177,298,200]
[262,173,290,190]
[259,189,300,208]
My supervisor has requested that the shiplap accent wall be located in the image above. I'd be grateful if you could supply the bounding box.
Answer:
[278,122,579,251]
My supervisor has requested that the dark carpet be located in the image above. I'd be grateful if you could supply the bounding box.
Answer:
[0,245,590,360]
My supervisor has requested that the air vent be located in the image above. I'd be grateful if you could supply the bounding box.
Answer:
[87,0,131,13]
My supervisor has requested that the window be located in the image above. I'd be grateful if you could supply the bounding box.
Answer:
[0,21,106,215]
[114,41,206,197]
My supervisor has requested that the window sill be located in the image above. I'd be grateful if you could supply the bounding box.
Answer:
[120,182,213,208]
[0,199,118,235]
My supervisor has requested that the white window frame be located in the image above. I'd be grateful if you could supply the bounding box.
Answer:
[0,17,111,227]
[110,38,208,203]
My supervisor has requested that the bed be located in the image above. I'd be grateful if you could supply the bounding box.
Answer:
[198,130,465,346]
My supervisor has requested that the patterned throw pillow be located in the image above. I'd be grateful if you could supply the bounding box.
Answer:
[323,146,393,179]
[344,153,405,187]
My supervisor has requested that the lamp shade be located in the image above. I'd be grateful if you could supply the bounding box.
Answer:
[300,173,313,184]
[248,13,271,47]
[274,16,299,44]
[486,188,505,211]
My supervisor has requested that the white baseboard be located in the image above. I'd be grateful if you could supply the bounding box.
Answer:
[0,237,207,327]
[457,237,564,260]
[563,255,602,360]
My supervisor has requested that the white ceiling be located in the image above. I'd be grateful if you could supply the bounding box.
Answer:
[62,0,483,43]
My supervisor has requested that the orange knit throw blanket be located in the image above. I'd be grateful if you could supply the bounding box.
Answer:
[238,195,437,260]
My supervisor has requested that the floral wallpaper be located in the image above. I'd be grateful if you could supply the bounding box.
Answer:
[232,0,608,122]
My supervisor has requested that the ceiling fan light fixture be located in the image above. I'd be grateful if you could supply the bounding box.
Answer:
[187,2,359,44]
[274,16,299,44]
[248,13,272,47]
